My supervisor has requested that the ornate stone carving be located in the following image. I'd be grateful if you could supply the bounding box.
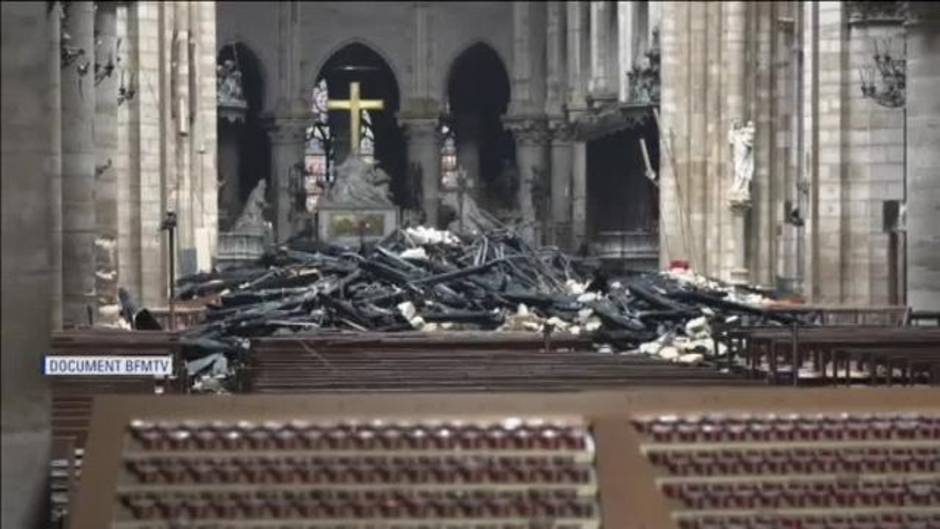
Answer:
[504,118,550,145]
[320,156,394,208]
[626,29,661,105]
[232,179,270,233]
[217,59,248,124]
[264,118,308,145]
[728,120,755,206]
[845,1,910,24]
[547,120,575,143]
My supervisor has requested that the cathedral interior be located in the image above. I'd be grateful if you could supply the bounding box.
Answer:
[2,2,939,529]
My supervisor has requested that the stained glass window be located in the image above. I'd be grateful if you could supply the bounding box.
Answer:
[440,123,458,189]
[359,109,375,165]
[305,79,333,212]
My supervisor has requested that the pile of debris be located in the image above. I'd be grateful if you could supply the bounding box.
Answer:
[145,226,795,390]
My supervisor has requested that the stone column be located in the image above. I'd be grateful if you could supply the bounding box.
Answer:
[905,4,940,311]
[545,1,566,116]
[506,118,549,243]
[1,4,55,528]
[95,1,120,323]
[173,1,196,278]
[567,2,589,116]
[61,0,97,326]
[264,116,307,243]
[548,120,574,248]
[455,113,481,194]
[572,141,588,250]
[49,1,64,329]
[589,0,616,102]
[725,1,749,284]
[401,116,442,227]
[618,1,634,102]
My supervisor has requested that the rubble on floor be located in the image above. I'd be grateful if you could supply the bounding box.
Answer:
[118,227,793,390]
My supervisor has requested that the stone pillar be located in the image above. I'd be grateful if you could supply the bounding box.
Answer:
[618,1,634,102]
[546,1,566,116]
[567,2,589,116]
[572,141,588,250]
[505,118,549,243]
[401,116,442,227]
[548,120,574,248]
[61,0,97,326]
[264,117,307,243]
[724,1,748,284]
[905,4,940,311]
[49,1,63,329]
[172,2,196,278]
[195,1,218,272]
[455,113,481,194]
[95,1,120,323]
[2,3,55,528]
[589,0,616,102]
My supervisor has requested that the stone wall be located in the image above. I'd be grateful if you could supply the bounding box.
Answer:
[2,4,54,528]
[115,1,217,308]
[660,0,933,306]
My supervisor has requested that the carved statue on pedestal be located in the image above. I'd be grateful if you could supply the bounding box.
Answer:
[233,179,269,232]
[320,156,393,208]
[728,119,755,205]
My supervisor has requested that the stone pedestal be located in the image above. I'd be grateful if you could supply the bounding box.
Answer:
[318,207,398,246]
[729,200,751,285]
[317,156,399,246]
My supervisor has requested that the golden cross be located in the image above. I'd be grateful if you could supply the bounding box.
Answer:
[326,81,384,156]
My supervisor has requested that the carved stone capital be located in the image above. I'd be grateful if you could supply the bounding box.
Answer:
[503,116,550,145]
[262,116,308,145]
[399,116,441,144]
[547,119,575,144]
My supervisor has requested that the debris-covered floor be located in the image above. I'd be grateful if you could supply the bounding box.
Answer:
[113,227,805,392]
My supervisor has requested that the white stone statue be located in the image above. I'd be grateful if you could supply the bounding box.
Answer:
[233,179,268,232]
[728,119,755,204]
[320,156,393,208]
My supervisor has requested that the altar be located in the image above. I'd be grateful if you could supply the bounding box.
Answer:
[317,155,398,245]
[311,80,399,245]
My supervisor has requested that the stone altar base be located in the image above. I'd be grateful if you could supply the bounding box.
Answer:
[317,206,398,246]
[216,223,271,270]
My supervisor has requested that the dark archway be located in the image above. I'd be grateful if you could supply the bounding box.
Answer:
[316,43,407,206]
[446,43,513,214]
[217,42,270,230]
[586,121,660,271]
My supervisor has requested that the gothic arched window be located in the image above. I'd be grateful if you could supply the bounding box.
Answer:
[439,122,458,188]
[304,79,333,212]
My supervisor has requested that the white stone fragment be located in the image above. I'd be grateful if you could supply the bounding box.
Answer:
[659,346,680,360]
[397,301,417,321]
[399,247,428,260]
[678,353,705,364]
